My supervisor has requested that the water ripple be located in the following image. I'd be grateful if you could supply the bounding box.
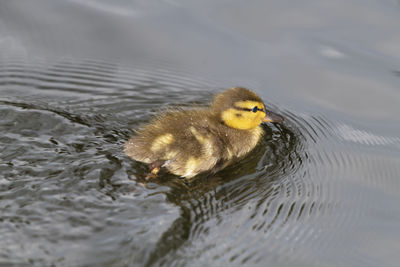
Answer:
[336,124,400,146]
[1,58,400,266]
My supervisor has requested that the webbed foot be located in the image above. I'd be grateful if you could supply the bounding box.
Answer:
[145,160,165,180]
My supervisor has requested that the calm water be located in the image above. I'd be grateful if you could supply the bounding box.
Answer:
[1,1,400,266]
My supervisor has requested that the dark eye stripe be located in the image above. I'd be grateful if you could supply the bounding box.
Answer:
[234,106,252,112]
[234,105,264,112]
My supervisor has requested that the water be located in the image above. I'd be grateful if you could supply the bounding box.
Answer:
[1,1,400,266]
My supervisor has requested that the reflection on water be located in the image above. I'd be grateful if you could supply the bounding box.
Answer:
[1,0,400,266]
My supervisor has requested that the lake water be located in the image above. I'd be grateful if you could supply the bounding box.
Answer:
[1,0,400,266]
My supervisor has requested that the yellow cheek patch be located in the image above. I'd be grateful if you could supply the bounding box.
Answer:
[222,108,265,130]
[151,133,174,152]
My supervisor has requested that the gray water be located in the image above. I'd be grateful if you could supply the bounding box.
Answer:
[1,1,400,266]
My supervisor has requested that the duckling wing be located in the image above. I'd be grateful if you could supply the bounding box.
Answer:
[124,110,223,178]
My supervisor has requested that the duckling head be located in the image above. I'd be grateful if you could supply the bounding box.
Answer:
[211,87,284,130]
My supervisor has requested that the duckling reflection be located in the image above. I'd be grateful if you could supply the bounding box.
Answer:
[124,87,284,180]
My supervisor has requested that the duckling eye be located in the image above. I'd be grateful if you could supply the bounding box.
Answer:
[252,106,258,113]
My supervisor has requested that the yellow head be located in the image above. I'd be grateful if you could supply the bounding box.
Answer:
[211,87,283,130]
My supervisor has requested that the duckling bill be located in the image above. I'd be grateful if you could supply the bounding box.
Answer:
[124,87,284,180]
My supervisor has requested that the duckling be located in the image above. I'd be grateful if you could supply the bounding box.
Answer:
[124,87,284,180]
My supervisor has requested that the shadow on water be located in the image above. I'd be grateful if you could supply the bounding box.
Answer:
[142,120,304,266]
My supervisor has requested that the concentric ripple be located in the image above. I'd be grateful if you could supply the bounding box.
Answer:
[1,58,400,267]
[147,110,337,266]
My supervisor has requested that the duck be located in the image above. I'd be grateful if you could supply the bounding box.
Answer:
[124,87,284,180]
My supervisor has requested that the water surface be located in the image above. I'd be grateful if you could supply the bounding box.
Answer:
[1,1,400,266]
